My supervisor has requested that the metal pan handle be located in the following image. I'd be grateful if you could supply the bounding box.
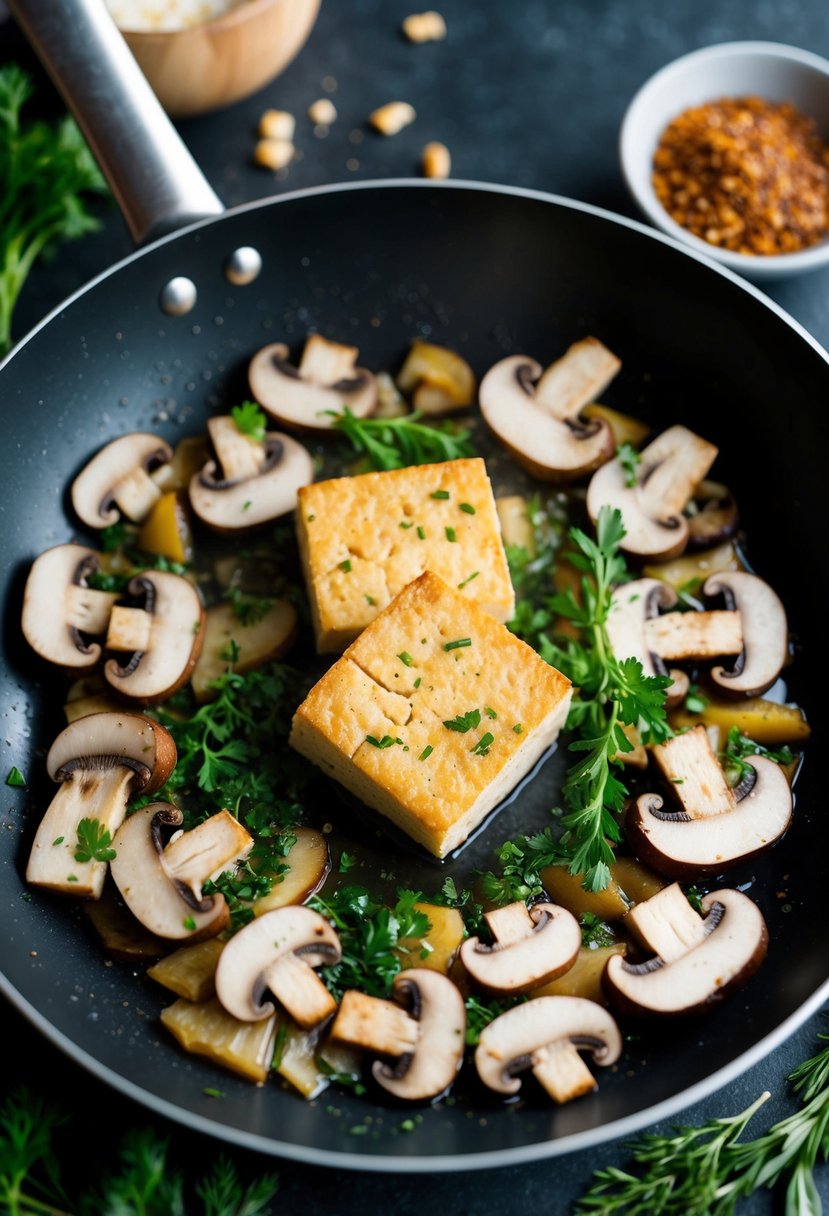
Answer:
[8,0,224,245]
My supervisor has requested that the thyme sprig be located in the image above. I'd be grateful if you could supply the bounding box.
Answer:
[328,407,475,470]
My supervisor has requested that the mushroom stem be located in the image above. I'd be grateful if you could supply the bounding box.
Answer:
[65,584,119,635]
[532,1039,599,1103]
[484,901,535,945]
[645,610,743,660]
[162,809,254,905]
[328,990,419,1056]
[263,951,338,1029]
[112,465,163,522]
[651,726,736,819]
[624,883,707,962]
[106,605,153,653]
[26,765,134,897]
[207,416,265,483]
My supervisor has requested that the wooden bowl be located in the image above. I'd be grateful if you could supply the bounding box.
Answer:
[122,0,321,119]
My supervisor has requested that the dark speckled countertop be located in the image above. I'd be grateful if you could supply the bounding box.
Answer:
[2,1,828,1210]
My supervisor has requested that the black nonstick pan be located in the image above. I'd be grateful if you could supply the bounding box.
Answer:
[2,0,828,1172]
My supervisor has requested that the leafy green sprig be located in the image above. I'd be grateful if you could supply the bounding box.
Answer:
[575,1031,829,1215]
[74,818,116,864]
[720,726,794,788]
[231,400,267,441]
[328,407,475,470]
[0,66,107,355]
[478,826,566,906]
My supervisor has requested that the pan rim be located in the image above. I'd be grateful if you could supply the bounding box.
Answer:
[2,176,828,1171]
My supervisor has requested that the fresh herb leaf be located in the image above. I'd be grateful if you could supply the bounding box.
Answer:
[443,709,481,733]
[464,995,527,1046]
[224,586,273,627]
[684,683,709,714]
[74,818,116,864]
[329,407,475,471]
[720,727,794,788]
[478,826,567,905]
[5,767,25,788]
[397,651,414,667]
[445,526,457,542]
[617,441,641,488]
[459,502,476,514]
[443,637,472,652]
[230,400,267,442]
[457,571,480,589]
[365,735,401,749]
[580,912,616,949]
[470,732,494,756]
[418,745,434,761]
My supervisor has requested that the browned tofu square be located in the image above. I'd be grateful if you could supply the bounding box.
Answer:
[290,571,572,857]
[296,458,515,653]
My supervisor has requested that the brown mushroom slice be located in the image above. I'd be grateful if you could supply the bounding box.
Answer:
[248,334,377,432]
[686,480,739,549]
[104,570,204,702]
[703,572,788,697]
[328,971,466,1101]
[189,416,314,532]
[460,901,580,996]
[587,425,718,560]
[23,545,119,671]
[214,905,341,1028]
[475,995,622,1103]
[71,433,173,528]
[606,578,688,707]
[26,712,176,898]
[84,883,169,960]
[190,599,298,703]
[628,754,792,878]
[110,804,250,941]
[603,884,768,1017]
[479,342,617,481]
[396,340,476,415]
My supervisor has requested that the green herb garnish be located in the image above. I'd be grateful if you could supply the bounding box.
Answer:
[231,400,267,441]
[329,408,474,471]
[458,571,479,589]
[719,727,794,788]
[445,526,457,542]
[443,709,481,733]
[338,559,352,573]
[418,745,434,761]
[365,735,401,749]
[443,637,472,651]
[397,651,414,667]
[74,818,116,864]
[430,489,451,500]
[617,441,642,488]
[470,732,494,756]
[5,767,25,788]
[459,502,476,514]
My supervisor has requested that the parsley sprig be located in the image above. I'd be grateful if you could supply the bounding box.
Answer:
[535,507,672,891]
[328,407,475,471]
[575,1031,829,1215]
[720,726,794,788]
[231,400,267,442]
[74,818,116,864]
[308,886,431,1001]
[479,826,565,905]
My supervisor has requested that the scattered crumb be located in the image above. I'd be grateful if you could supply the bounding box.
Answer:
[258,109,295,141]
[402,10,447,42]
[308,98,337,125]
[369,101,416,136]
[421,140,451,179]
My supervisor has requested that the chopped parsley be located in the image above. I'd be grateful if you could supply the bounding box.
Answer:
[684,683,709,714]
[580,911,616,948]
[365,735,402,749]
[74,818,116,864]
[443,637,472,651]
[399,520,414,530]
[418,745,434,761]
[445,526,457,542]
[443,709,481,733]
[365,594,376,606]
[183,916,196,931]
[720,727,794,787]
[470,732,494,756]
[617,441,641,487]
[479,825,567,905]
[397,651,414,667]
[513,723,524,734]
[459,502,476,514]
[431,489,450,500]
[485,706,498,719]
[417,526,426,539]
[328,408,475,471]
[231,400,267,441]
[339,852,356,873]
[224,585,273,626]
[457,571,479,589]
[5,767,25,788]
[338,559,352,573]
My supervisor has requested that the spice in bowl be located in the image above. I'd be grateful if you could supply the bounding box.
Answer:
[652,95,829,255]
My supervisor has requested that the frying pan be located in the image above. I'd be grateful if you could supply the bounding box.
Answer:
[2,0,828,1172]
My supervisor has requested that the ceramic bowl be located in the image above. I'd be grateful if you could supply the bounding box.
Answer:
[619,41,829,281]
[120,0,321,119]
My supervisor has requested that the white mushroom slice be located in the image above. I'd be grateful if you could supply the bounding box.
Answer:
[604,884,768,1017]
[606,578,686,707]
[371,970,466,1100]
[104,571,204,702]
[26,712,176,898]
[248,334,377,432]
[23,545,118,671]
[395,340,476,416]
[110,804,249,941]
[188,418,313,532]
[475,996,622,1102]
[460,901,580,995]
[703,572,788,697]
[587,425,718,560]
[215,905,341,1028]
[71,433,173,528]
[651,726,736,819]
[163,809,253,905]
[645,610,743,660]
[628,755,792,879]
[534,337,622,419]
[479,344,617,481]
[190,599,298,703]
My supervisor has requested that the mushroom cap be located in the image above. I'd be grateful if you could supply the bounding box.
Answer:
[248,341,377,433]
[603,887,768,1017]
[606,577,678,682]
[371,968,466,1101]
[627,755,793,879]
[587,456,689,561]
[479,355,615,481]
[475,996,622,1096]
[110,804,230,942]
[46,711,177,793]
[104,571,205,703]
[214,905,341,1022]
[72,433,173,528]
[460,902,581,995]
[189,431,314,531]
[22,544,115,670]
[703,571,788,697]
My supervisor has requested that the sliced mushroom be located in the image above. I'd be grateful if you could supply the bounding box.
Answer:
[396,340,476,416]
[607,578,690,708]
[215,905,340,1028]
[26,712,176,898]
[587,425,718,560]
[328,969,466,1101]
[686,480,739,550]
[71,433,173,528]
[479,338,620,480]
[190,599,298,702]
[104,570,204,702]
[703,571,788,697]
[110,805,252,941]
[603,883,768,1017]
[188,415,314,532]
[627,727,792,877]
[460,901,580,995]
[475,995,622,1103]
[23,544,119,672]
[248,334,377,432]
